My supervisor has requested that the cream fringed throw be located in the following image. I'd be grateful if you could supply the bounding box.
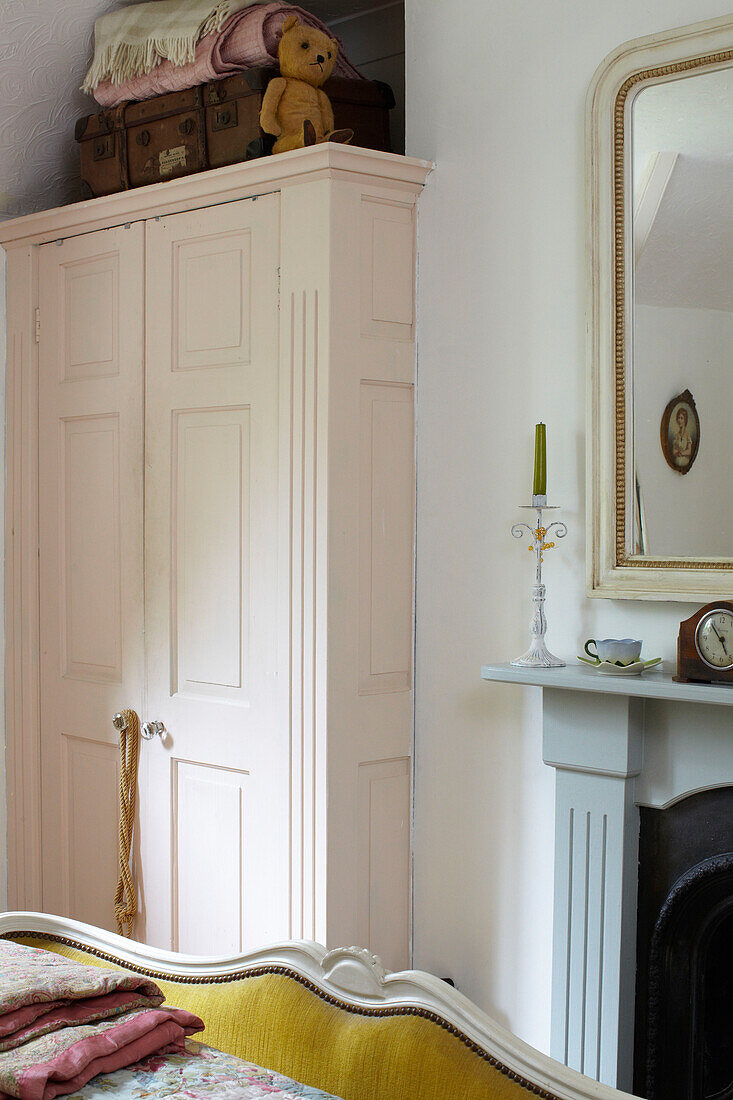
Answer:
[82,0,268,92]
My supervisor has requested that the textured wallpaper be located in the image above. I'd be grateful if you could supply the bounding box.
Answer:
[0,0,127,220]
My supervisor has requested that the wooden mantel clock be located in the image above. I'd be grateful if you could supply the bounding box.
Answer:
[676,602,733,684]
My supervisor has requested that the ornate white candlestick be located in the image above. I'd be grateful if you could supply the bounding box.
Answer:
[511,494,567,668]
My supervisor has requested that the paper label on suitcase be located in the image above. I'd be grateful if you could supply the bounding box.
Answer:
[159,145,187,175]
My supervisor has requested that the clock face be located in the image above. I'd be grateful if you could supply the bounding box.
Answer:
[695,610,733,670]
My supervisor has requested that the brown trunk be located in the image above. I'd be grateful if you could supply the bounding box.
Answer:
[77,69,394,198]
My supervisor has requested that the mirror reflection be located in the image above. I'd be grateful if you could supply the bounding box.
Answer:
[632,69,733,559]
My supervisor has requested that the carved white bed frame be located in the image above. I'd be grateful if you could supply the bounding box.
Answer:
[0,912,634,1100]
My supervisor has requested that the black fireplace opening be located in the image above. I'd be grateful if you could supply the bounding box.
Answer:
[635,788,733,1100]
[703,906,733,1100]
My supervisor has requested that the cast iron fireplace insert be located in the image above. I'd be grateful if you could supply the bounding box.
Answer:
[635,787,733,1100]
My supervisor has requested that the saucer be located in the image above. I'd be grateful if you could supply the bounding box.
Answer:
[577,655,662,676]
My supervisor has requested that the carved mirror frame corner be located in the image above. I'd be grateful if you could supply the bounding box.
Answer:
[586,13,733,601]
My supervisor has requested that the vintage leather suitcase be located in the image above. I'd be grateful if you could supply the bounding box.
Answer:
[76,69,394,197]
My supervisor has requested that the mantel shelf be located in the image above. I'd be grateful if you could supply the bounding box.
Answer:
[481,662,733,707]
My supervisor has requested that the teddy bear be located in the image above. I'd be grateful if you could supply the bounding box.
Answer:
[259,14,353,155]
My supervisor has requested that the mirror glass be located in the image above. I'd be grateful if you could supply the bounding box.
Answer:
[631,68,733,559]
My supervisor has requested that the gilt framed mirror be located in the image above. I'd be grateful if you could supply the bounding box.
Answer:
[587,14,733,600]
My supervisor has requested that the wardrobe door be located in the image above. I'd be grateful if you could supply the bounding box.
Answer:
[141,195,288,952]
[38,224,145,929]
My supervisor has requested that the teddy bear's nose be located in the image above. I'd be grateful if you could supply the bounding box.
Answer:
[316,53,325,63]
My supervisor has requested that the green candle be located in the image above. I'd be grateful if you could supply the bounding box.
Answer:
[533,423,546,496]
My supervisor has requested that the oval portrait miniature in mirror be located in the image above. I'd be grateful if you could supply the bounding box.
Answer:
[659,389,700,477]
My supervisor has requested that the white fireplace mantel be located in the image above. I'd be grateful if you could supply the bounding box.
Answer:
[481,663,733,1094]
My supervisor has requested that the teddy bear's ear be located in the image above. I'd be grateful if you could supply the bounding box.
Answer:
[330,38,339,54]
[280,14,300,34]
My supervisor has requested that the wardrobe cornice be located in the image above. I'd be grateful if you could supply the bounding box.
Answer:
[0,145,432,249]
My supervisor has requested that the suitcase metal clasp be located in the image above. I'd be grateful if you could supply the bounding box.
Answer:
[212,102,238,131]
[93,134,115,161]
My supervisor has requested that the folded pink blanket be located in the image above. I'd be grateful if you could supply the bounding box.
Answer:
[92,2,363,107]
[0,941,203,1100]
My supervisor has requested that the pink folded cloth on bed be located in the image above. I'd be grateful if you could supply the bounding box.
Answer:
[0,1007,202,1100]
[92,2,363,107]
[0,993,149,1053]
[0,941,203,1100]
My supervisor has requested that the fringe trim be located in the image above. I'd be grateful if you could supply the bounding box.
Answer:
[82,1,237,92]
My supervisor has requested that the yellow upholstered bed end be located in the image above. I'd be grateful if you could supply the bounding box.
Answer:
[10,935,533,1100]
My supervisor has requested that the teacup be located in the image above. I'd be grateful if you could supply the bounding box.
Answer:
[584,638,642,665]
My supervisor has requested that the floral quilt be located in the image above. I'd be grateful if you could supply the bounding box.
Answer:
[0,941,164,1025]
[67,1041,343,1099]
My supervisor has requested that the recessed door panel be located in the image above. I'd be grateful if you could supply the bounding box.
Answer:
[62,736,120,928]
[360,198,414,340]
[173,233,251,370]
[359,382,414,694]
[174,760,247,954]
[172,408,250,701]
[61,253,120,380]
[357,758,410,972]
[61,415,121,682]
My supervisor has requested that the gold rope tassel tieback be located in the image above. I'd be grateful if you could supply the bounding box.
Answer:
[112,709,141,938]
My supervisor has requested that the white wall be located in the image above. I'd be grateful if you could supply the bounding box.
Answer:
[406,0,733,1056]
